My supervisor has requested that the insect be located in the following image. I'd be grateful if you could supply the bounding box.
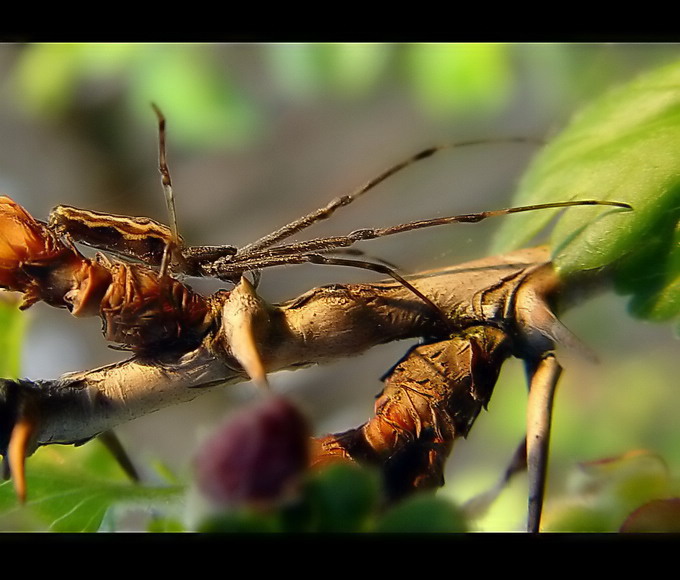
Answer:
[0,196,211,354]
[0,108,633,530]
[45,106,631,329]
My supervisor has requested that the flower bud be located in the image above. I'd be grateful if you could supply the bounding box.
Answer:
[195,395,310,507]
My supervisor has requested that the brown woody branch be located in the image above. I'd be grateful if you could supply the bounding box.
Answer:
[311,326,513,502]
[0,246,557,450]
[0,245,576,528]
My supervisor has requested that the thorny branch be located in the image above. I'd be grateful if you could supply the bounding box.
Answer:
[0,244,561,447]
[311,326,513,503]
[0,193,617,530]
[0,227,588,528]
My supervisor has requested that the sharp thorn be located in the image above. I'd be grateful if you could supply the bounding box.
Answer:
[8,410,38,504]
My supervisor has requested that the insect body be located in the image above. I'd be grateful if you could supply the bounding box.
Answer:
[43,108,631,326]
[5,108,634,394]
[48,205,238,278]
[0,196,211,354]
[48,205,182,267]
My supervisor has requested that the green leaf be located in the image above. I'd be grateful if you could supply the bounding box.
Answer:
[0,444,183,532]
[374,494,468,533]
[198,509,281,533]
[0,297,26,378]
[491,60,680,324]
[304,463,380,533]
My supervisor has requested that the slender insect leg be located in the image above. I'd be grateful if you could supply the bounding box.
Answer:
[302,253,451,331]
[336,200,632,241]
[525,353,563,533]
[151,104,181,278]
[325,248,403,271]
[233,200,632,268]
[238,138,542,255]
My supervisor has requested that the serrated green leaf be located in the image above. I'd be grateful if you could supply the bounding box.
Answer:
[491,60,680,323]
[0,444,183,532]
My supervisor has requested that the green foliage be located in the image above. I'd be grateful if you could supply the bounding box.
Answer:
[11,43,518,145]
[0,297,26,379]
[6,440,676,532]
[12,44,84,117]
[301,462,380,532]
[126,46,262,149]
[374,494,468,533]
[492,60,680,328]
[0,444,183,532]
[12,44,262,149]
[263,42,515,116]
[266,44,391,99]
[198,462,468,533]
[542,450,679,532]
[404,43,512,118]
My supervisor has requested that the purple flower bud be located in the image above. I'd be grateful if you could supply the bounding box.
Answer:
[195,395,310,507]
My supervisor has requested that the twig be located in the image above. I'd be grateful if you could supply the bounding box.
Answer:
[0,245,576,528]
[1,246,557,447]
[311,326,512,502]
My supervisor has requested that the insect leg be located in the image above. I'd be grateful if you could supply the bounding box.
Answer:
[151,104,181,278]
[232,200,631,267]
[238,138,541,255]
[323,248,403,271]
[301,253,451,331]
[337,200,632,241]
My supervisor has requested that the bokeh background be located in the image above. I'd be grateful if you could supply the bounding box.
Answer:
[0,43,678,530]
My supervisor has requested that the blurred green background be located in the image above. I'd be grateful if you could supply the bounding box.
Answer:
[0,43,678,531]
